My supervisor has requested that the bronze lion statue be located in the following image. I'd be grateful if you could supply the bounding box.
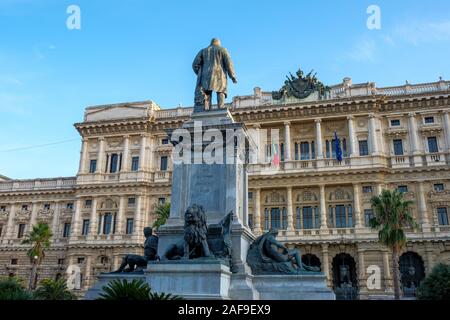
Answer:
[162,204,212,260]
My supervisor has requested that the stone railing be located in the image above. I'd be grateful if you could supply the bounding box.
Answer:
[155,107,193,119]
[377,80,450,96]
[0,178,76,192]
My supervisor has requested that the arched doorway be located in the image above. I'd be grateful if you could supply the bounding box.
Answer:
[399,252,425,297]
[332,253,358,300]
[302,254,321,271]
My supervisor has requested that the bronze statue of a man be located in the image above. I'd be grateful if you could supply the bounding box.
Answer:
[112,227,159,273]
[192,38,237,111]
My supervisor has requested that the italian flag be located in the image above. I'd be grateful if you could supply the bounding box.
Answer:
[271,137,280,167]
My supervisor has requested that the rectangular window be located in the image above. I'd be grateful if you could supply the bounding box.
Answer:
[424,116,435,124]
[362,186,373,194]
[294,143,299,160]
[335,205,346,228]
[161,138,169,145]
[302,207,313,229]
[248,214,253,229]
[11,258,18,265]
[390,119,401,127]
[393,139,404,156]
[295,208,301,229]
[17,224,26,238]
[300,142,310,160]
[434,184,445,192]
[314,207,320,228]
[131,156,139,171]
[0,224,2,236]
[126,218,134,234]
[437,207,449,226]
[77,257,85,264]
[103,213,112,235]
[280,143,284,162]
[110,153,119,173]
[158,197,166,205]
[248,192,253,199]
[22,204,28,211]
[63,223,71,238]
[43,203,51,210]
[0,205,6,211]
[270,208,281,229]
[160,156,168,171]
[364,209,374,227]
[128,197,136,207]
[359,140,369,156]
[326,140,331,158]
[66,203,74,210]
[85,199,92,208]
[398,185,408,193]
[58,259,65,265]
[427,137,439,153]
[89,160,97,173]
[81,219,90,236]
[282,208,287,229]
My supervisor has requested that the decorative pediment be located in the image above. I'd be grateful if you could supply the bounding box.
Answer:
[84,101,160,122]
[38,209,54,217]
[328,188,352,201]
[265,191,285,204]
[272,68,329,100]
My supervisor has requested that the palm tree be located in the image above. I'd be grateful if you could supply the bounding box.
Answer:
[21,222,52,291]
[33,278,77,300]
[370,189,418,300]
[152,202,170,230]
[97,278,182,300]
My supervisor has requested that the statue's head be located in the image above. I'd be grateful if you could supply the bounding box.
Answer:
[143,227,152,237]
[210,38,221,47]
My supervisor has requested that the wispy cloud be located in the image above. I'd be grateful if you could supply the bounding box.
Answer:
[391,20,450,46]
[0,76,23,86]
[346,38,377,62]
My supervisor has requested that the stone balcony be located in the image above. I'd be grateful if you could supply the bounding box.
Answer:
[76,171,171,185]
[0,177,76,192]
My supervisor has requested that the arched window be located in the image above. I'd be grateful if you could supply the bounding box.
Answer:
[103,213,113,235]
[399,252,425,297]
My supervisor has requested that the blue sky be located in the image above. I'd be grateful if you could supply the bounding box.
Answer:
[1,0,450,179]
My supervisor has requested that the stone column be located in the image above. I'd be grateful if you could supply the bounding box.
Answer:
[353,183,363,228]
[253,188,262,234]
[70,199,82,239]
[347,116,357,157]
[4,203,16,242]
[284,121,292,161]
[139,135,147,171]
[358,249,366,297]
[368,114,380,155]
[383,251,393,292]
[286,187,294,231]
[96,138,105,173]
[78,138,88,174]
[315,119,324,159]
[134,195,144,238]
[319,185,327,230]
[51,202,60,240]
[89,198,98,237]
[321,244,331,286]
[416,181,430,228]
[443,111,450,152]
[408,113,420,154]
[122,135,130,172]
[85,255,92,289]
[116,196,126,235]
[425,247,435,274]
[29,202,39,227]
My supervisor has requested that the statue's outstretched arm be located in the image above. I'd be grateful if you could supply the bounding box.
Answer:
[192,51,203,75]
[223,49,237,82]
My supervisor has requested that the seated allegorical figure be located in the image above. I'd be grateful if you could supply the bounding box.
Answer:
[112,227,159,273]
[247,229,320,275]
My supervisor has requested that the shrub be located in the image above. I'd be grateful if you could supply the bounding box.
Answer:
[417,263,450,300]
[0,277,33,300]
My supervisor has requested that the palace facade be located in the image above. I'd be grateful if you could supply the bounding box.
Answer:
[1,77,450,299]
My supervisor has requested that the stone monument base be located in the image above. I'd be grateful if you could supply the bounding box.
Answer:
[84,273,146,300]
[146,260,232,300]
[252,274,335,300]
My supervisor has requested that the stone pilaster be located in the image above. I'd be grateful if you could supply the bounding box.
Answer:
[286,186,294,231]
[353,183,363,229]
[96,138,105,173]
[284,121,291,161]
[315,119,324,159]
[347,116,357,157]
[368,114,380,155]
[443,110,450,152]
[89,198,98,237]
[253,188,262,235]
[122,135,130,172]
[319,185,328,231]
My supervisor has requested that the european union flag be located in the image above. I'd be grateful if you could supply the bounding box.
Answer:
[334,132,343,162]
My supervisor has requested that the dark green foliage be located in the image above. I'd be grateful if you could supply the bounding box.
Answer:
[152,202,170,230]
[417,263,450,300]
[0,277,32,300]
[97,278,183,300]
[33,278,77,300]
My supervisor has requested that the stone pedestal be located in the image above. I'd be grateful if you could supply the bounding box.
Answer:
[84,273,146,300]
[147,260,232,300]
[252,274,335,300]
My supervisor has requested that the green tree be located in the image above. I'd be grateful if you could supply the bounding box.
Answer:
[152,202,170,230]
[33,278,77,300]
[370,189,418,300]
[21,222,53,290]
[0,277,33,300]
[97,278,182,300]
[417,263,450,300]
